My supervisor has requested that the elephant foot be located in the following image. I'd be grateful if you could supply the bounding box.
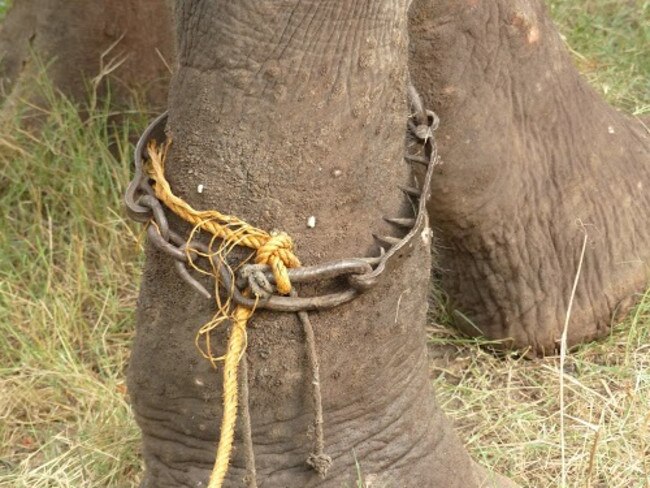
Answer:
[409,0,649,355]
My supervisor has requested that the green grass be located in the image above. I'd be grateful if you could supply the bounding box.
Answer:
[0,1,648,487]
[0,1,10,17]
[0,77,149,486]
[549,0,649,114]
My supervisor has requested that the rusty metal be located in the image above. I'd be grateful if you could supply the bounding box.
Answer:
[123,85,438,312]
[399,185,422,198]
[404,154,430,167]
[383,217,415,229]
[124,111,168,223]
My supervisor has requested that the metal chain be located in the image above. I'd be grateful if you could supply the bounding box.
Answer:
[124,85,439,482]
[124,85,438,312]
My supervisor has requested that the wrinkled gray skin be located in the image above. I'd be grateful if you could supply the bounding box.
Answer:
[128,0,516,487]
[409,0,649,355]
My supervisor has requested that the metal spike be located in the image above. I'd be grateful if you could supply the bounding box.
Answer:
[383,217,416,229]
[399,185,422,198]
[404,154,429,166]
[372,233,401,247]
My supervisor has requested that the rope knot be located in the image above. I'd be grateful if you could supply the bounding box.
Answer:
[145,141,307,488]
[307,453,332,478]
[255,232,301,295]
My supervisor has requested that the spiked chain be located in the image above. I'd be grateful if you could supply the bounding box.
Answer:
[124,86,439,311]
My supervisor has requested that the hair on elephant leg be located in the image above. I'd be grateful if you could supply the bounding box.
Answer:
[127,0,516,486]
[409,0,650,356]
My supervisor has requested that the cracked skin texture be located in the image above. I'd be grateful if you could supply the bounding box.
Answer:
[409,0,650,355]
[129,0,515,486]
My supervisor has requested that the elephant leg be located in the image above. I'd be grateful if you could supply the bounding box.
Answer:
[409,0,650,355]
[128,1,515,487]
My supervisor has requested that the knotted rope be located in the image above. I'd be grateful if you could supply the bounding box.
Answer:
[146,141,300,293]
[145,141,301,488]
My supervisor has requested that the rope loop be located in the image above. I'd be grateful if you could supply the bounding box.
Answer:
[255,232,300,295]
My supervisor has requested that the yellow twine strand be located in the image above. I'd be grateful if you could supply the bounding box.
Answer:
[210,303,252,488]
[145,141,300,488]
[146,141,300,293]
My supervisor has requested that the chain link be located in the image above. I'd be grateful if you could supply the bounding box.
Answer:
[124,86,438,311]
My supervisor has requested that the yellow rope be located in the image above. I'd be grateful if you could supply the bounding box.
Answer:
[209,304,252,488]
[146,141,300,293]
[145,141,300,488]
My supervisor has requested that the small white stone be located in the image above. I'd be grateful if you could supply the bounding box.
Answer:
[307,216,316,228]
[608,125,615,134]
[197,184,204,193]
[194,377,204,387]
[332,169,342,178]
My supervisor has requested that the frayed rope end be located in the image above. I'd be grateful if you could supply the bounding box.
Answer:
[307,453,332,478]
